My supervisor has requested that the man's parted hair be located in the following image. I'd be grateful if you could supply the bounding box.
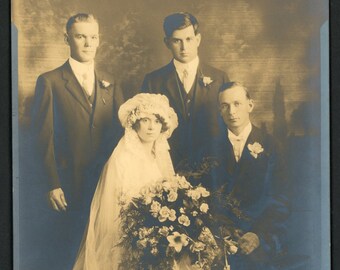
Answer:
[66,13,98,34]
[219,82,251,100]
[163,12,199,38]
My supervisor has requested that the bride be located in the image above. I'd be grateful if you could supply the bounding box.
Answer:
[73,93,179,270]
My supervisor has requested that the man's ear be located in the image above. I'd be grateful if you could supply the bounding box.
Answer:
[164,37,170,49]
[64,33,69,45]
[248,99,254,113]
[195,33,201,47]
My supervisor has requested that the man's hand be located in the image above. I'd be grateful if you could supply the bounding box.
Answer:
[48,188,68,211]
[238,232,260,255]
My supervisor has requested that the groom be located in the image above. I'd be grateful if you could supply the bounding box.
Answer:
[31,13,123,269]
[141,12,229,167]
[205,82,289,269]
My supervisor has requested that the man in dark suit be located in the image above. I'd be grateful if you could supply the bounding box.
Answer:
[203,82,289,270]
[31,13,123,269]
[141,12,229,167]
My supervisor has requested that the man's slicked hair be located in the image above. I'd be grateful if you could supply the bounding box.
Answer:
[163,12,199,38]
[219,82,251,100]
[66,13,98,34]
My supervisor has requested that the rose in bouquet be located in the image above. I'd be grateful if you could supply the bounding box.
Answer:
[118,175,221,270]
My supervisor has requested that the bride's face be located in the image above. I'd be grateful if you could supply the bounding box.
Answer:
[136,113,163,144]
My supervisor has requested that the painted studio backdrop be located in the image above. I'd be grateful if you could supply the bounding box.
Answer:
[12,0,328,269]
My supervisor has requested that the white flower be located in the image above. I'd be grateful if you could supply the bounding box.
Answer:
[151,246,159,255]
[150,200,161,215]
[192,211,198,217]
[167,232,189,253]
[224,236,239,254]
[202,76,213,86]
[136,238,148,249]
[158,206,170,222]
[190,241,206,252]
[247,142,264,158]
[168,209,177,221]
[176,175,192,189]
[100,80,111,88]
[199,203,209,213]
[167,190,178,202]
[162,180,172,192]
[187,189,201,200]
[138,227,154,239]
[178,214,191,227]
[229,245,238,254]
[197,186,210,197]
[158,226,170,237]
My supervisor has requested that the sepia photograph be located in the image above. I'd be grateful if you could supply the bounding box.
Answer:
[12,0,329,269]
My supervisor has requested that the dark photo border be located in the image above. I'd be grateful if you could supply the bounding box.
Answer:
[331,0,340,269]
[0,0,12,269]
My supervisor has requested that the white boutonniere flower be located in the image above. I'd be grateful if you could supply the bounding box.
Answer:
[100,80,111,88]
[247,142,264,158]
[201,76,213,86]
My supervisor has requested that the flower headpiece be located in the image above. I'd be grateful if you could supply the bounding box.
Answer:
[118,93,178,138]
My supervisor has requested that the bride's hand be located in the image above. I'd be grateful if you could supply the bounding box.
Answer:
[48,188,68,211]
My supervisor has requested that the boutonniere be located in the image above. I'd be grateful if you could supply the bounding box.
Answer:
[201,76,213,87]
[100,80,111,88]
[247,142,264,158]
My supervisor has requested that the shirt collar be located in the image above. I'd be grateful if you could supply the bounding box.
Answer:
[69,57,94,76]
[228,122,252,141]
[173,56,199,74]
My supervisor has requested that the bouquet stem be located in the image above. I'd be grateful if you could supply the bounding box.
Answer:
[224,245,231,270]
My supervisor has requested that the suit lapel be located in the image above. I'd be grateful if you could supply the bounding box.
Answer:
[92,71,111,115]
[94,71,105,107]
[216,134,237,193]
[192,63,209,117]
[164,62,186,117]
[222,134,238,175]
[62,61,92,114]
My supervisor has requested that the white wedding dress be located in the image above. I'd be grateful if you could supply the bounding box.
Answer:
[73,129,175,270]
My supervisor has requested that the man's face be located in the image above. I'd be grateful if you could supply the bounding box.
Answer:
[219,86,254,135]
[65,21,99,63]
[165,25,201,63]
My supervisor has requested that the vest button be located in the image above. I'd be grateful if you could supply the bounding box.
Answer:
[187,99,191,103]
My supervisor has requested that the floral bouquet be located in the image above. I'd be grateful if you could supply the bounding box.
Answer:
[118,175,221,270]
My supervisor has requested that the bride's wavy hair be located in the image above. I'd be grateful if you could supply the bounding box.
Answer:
[131,113,169,133]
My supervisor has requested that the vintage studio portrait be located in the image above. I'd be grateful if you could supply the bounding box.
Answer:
[12,0,329,269]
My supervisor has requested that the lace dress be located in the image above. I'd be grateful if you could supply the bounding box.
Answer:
[73,130,175,270]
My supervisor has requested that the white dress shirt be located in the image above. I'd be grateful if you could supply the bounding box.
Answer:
[69,57,95,96]
[228,122,252,162]
[173,57,199,94]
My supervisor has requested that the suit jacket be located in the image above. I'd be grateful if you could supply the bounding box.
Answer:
[141,61,229,167]
[31,60,124,207]
[201,125,289,269]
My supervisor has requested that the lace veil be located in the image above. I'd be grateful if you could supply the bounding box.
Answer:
[73,94,178,270]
